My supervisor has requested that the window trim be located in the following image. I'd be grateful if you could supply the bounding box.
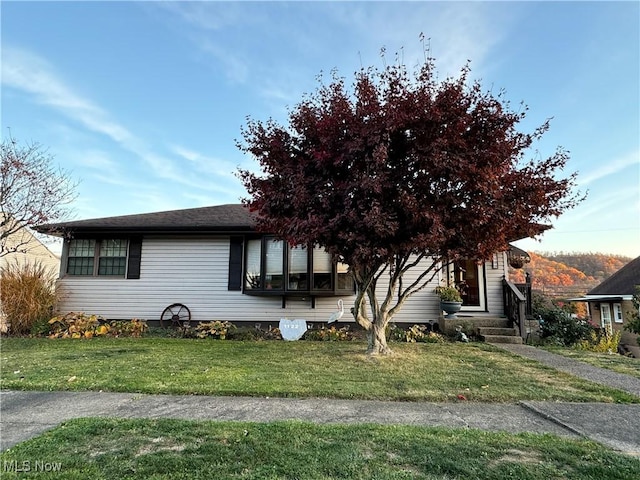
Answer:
[65,238,137,278]
[613,303,624,324]
[66,239,97,276]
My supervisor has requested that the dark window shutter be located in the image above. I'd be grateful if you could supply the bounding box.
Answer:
[228,236,243,291]
[127,237,143,279]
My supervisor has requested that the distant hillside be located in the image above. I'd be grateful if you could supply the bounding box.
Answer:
[509,252,633,298]
[542,253,631,280]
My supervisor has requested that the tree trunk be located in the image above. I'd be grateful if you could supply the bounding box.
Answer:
[366,320,392,355]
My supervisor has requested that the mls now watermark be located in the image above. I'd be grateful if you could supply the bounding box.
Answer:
[3,460,62,473]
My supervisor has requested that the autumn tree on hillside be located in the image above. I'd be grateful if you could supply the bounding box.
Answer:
[238,54,581,354]
[1,134,77,257]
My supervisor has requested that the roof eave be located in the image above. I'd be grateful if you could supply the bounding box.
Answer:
[568,295,631,302]
[35,225,257,238]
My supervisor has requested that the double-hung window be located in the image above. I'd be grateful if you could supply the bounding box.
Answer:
[67,239,96,275]
[98,240,128,275]
[613,303,624,323]
[66,239,129,277]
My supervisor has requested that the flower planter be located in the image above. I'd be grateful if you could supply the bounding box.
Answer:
[440,301,462,319]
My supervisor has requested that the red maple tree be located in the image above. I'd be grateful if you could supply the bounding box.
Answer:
[238,56,581,354]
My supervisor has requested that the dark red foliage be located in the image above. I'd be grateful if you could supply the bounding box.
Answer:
[238,59,580,274]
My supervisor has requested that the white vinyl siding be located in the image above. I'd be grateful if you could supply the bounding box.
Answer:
[55,236,508,324]
[484,252,507,316]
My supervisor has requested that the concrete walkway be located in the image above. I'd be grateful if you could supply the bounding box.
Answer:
[490,343,640,397]
[1,346,639,456]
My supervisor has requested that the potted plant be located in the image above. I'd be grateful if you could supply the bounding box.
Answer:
[434,285,463,318]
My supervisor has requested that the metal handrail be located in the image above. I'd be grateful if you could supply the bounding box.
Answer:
[503,278,527,339]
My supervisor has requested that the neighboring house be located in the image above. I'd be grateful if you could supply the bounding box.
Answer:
[0,218,60,275]
[0,218,60,333]
[571,256,640,357]
[35,204,530,335]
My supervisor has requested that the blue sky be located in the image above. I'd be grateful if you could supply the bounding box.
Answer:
[2,1,639,258]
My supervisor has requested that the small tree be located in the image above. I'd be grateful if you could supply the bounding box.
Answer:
[238,51,581,354]
[1,134,77,257]
[624,286,640,344]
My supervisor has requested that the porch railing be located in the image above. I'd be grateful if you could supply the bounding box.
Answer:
[502,274,531,340]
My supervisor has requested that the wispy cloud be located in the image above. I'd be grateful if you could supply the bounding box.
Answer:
[325,2,510,78]
[2,46,234,195]
[563,186,638,223]
[3,47,159,167]
[152,2,259,84]
[170,144,237,179]
[3,47,135,144]
[169,144,243,197]
[155,1,264,32]
[197,38,250,84]
[153,1,509,112]
[579,150,639,186]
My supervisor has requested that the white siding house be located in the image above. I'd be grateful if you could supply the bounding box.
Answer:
[36,204,515,328]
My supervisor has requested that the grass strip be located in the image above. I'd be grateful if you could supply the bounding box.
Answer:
[1,418,639,479]
[1,338,637,403]
[542,347,640,379]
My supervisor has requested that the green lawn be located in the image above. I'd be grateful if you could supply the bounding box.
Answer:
[1,418,639,480]
[542,347,640,379]
[1,338,637,403]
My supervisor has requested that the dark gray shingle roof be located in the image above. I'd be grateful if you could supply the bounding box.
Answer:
[588,256,640,296]
[35,204,256,237]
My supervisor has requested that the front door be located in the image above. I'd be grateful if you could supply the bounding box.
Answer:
[453,259,485,311]
[600,303,612,334]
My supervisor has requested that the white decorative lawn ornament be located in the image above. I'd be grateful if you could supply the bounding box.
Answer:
[327,299,344,324]
[279,318,308,341]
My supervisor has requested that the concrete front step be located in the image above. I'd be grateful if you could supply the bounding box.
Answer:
[460,318,511,328]
[478,327,518,336]
[441,316,511,333]
[481,334,523,344]
[440,316,524,344]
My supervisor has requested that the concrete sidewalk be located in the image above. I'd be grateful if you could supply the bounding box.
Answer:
[2,390,639,456]
[2,345,639,456]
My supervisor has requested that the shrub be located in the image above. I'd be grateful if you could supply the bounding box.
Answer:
[303,325,354,341]
[227,327,262,341]
[48,312,107,339]
[109,319,148,338]
[0,260,58,335]
[146,326,185,338]
[258,327,282,341]
[538,306,594,347]
[47,313,148,339]
[388,324,446,343]
[194,320,236,339]
[30,318,53,337]
[577,330,621,354]
[624,286,640,344]
[532,291,555,315]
